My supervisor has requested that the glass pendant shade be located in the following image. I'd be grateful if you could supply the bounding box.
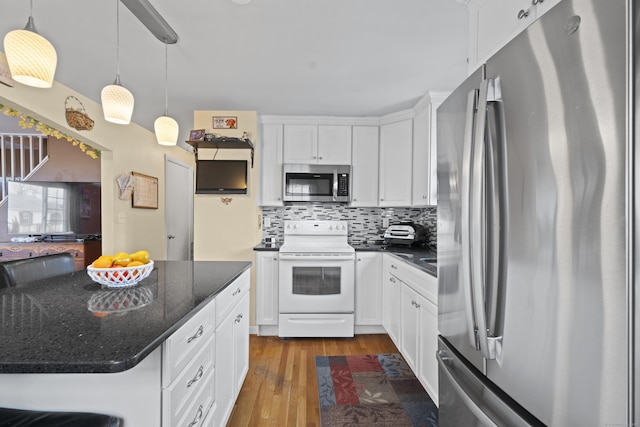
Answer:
[154,115,179,146]
[101,80,134,124]
[3,21,57,88]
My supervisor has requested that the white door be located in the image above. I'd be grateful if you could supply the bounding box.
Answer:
[165,156,194,260]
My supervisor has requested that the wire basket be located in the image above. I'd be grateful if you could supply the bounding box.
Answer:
[87,261,154,288]
[88,286,154,315]
[65,95,94,131]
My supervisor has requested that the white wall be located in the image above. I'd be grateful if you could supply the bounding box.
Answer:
[0,80,193,260]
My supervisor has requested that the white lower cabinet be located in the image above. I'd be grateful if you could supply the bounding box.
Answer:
[213,271,250,427]
[355,252,382,325]
[400,284,420,372]
[418,293,438,406]
[255,251,279,326]
[382,255,402,348]
[382,254,438,405]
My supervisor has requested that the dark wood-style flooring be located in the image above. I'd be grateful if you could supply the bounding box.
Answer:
[227,334,399,426]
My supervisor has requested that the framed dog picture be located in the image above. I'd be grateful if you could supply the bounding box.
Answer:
[213,116,237,129]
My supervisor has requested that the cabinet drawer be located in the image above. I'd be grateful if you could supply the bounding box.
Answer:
[164,335,215,427]
[172,367,215,427]
[402,262,437,304]
[0,246,38,259]
[216,270,250,326]
[163,301,215,386]
[383,255,402,278]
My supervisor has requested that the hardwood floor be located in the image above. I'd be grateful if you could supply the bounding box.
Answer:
[227,334,399,426]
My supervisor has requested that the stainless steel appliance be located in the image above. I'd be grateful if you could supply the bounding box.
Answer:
[282,164,351,202]
[437,0,635,425]
[383,222,428,246]
[278,220,355,337]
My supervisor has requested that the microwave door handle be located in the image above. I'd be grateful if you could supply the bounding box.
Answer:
[333,173,338,201]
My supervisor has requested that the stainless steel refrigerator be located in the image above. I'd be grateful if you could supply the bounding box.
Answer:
[436,0,636,425]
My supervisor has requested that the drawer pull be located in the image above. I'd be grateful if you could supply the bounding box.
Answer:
[235,313,243,323]
[232,288,241,296]
[187,404,204,427]
[390,277,396,283]
[187,325,204,343]
[391,264,398,270]
[187,365,204,388]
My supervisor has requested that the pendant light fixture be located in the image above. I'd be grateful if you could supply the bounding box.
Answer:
[101,0,134,125]
[154,40,179,146]
[3,0,57,88]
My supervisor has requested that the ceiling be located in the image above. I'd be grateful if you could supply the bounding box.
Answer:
[0,0,469,141]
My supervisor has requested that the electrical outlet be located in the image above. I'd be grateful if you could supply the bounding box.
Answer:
[264,217,271,227]
[382,217,390,228]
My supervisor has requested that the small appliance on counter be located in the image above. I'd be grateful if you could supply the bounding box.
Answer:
[383,222,428,246]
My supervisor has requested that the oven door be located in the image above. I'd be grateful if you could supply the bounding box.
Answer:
[278,253,355,313]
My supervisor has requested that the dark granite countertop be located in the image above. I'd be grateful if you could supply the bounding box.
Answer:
[351,244,437,277]
[0,260,252,374]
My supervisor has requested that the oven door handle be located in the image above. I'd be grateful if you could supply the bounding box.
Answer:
[278,253,355,261]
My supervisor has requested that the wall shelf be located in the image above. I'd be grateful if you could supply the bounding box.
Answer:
[186,138,254,167]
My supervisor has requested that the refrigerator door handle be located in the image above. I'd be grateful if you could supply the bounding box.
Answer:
[461,88,481,351]
[472,78,503,360]
[437,349,499,427]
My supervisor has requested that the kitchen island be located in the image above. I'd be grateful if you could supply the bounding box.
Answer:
[0,260,252,426]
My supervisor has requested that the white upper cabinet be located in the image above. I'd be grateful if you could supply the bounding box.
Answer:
[317,125,352,165]
[379,119,413,207]
[468,0,561,73]
[351,126,379,207]
[259,124,284,206]
[283,124,318,164]
[283,124,351,165]
[411,104,431,207]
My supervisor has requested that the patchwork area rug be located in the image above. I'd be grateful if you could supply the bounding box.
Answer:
[315,353,438,427]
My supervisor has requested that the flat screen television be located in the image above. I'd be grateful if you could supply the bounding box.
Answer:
[7,181,102,239]
[196,160,248,194]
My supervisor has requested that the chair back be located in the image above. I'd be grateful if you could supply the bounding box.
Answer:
[0,253,76,289]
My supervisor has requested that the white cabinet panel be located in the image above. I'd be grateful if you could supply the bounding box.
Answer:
[255,252,279,325]
[259,124,284,206]
[355,252,382,325]
[379,120,413,207]
[318,125,352,165]
[400,284,420,372]
[214,270,250,427]
[412,105,431,206]
[418,294,439,405]
[283,124,318,164]
[351,126,379,207]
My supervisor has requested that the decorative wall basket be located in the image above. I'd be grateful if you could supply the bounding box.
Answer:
[65,96,94,131]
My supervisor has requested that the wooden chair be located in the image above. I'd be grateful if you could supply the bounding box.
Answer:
[0,253,76,289]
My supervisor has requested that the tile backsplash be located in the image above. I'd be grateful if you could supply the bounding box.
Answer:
[261,204,437,248]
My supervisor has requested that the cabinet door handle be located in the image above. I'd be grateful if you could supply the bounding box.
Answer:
[187,325,204,343]
[235,313,244,323]
[391,264,398,270]
[188,405,204,427]
[232,288,241,296]
[390,277,396,283]
[517,9,530,19]
[187,365,204,388]
[532,0,543,4]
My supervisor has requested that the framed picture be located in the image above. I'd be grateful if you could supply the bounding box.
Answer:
[189,129,205,141]
[213,116,237,129]
[132,172,158,209]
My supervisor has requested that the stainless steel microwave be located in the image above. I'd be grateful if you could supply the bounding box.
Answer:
[283,164,351,202]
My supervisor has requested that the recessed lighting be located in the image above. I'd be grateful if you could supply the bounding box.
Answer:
[232,0,252,4]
